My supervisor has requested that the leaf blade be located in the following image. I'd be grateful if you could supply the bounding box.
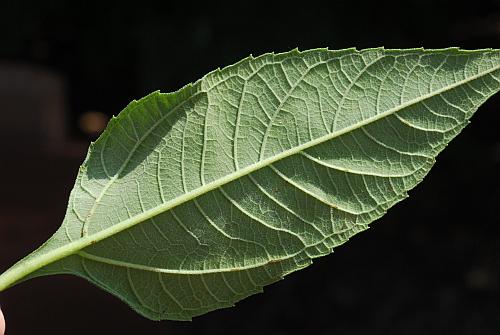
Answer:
[1,47,499,320]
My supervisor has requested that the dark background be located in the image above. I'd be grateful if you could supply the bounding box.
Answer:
[1,1,499,334]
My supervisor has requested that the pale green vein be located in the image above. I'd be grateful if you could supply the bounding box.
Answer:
[0,60,498,292]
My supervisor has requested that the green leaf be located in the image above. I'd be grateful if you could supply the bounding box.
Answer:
[0,48,499,320]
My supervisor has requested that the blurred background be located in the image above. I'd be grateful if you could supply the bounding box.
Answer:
[0,0,499,334]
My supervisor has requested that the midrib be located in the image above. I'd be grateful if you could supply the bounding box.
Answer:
[0,62,498,291]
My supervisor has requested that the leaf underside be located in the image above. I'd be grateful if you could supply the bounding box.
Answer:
[1,47,499,321]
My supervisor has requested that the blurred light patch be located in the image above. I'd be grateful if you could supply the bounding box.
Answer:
[465,268,496,290]
[78,111,108,136]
